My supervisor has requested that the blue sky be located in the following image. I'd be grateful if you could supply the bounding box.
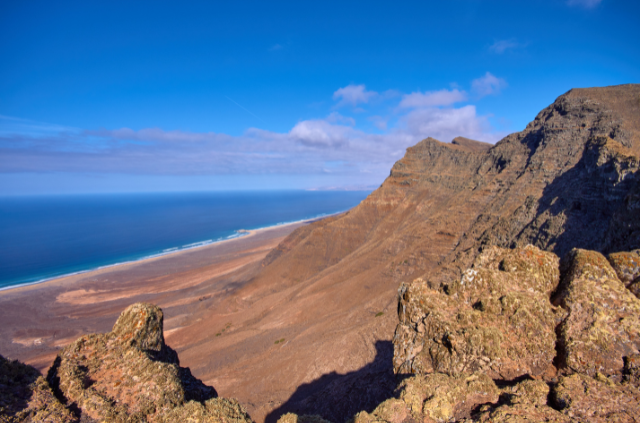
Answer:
[1,0,638,194]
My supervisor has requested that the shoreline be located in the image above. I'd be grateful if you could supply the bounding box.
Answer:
[0,211,342,295]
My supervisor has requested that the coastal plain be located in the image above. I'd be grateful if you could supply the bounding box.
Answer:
[0,224,304,400]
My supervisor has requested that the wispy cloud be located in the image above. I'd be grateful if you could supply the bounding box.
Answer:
[1,79,507,188]
[489,39,521,54]
[332,84,378,107]
[567,0,602,8]
[399,89,467,108]
[472,72,508,97]
[326,112,356,126]
[269,43,283,51]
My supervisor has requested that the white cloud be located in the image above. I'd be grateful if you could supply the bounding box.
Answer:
[489,39,520,54]
[402,105,499,143]
[269,44,283,51]
[333,84,378,107]
[289,119,352,149]
[399,89,467,108]
[472,72,508,97]
[567,0,602,8]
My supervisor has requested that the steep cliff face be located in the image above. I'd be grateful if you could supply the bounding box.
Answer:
[261,84,640,298]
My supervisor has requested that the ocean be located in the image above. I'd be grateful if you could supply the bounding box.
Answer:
[0,190,371,290]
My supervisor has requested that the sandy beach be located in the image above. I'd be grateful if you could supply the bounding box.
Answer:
[0,220,306,373]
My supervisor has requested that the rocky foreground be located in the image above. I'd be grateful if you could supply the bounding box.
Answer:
[363,245,640,423]
[1,303,252,423]
[2,245,640,422]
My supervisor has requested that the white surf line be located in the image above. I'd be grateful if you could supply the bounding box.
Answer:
[0,209,351,292]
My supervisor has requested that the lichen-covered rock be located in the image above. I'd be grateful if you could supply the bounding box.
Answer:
[551,373,640,422]
[45,302,252,423]
[352,399,410,423]
[500,379,549,407]
[471,378,570,422]
[0,355,75,423]
[157,398,254,423]
[607,249,640,286]
[353,373,498,423]
[111,301,167,353]
[628,278,640,298]
[472,402,569,423]
[555,249,640,379]
[404,373,499,422]
[393,246,560,380]
[277,413,332,423]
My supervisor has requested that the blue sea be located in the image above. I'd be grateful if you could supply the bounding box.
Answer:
[0,190,370,290]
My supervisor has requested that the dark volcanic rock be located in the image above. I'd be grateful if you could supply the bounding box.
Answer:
[623,353,640,388]
[383,245,640,422]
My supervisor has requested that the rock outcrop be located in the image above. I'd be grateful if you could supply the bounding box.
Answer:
[394,245,560,380]
[1,303,253,423]
[555,249,640,379]
[377,245,640,422]
[0,355,74,423]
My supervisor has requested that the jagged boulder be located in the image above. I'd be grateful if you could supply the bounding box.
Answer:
[393,245,561,380]
[608,249,640,298]
[44,302,253,423]
[385,245,640,422]
[0,355,74,423]
[550,373,640,422]
[352,372,498,423]
[554,249,640,379]
[472,379,569,423]
[607,249,640,285]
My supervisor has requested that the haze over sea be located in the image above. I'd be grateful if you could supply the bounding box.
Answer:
[0,190,370,290]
